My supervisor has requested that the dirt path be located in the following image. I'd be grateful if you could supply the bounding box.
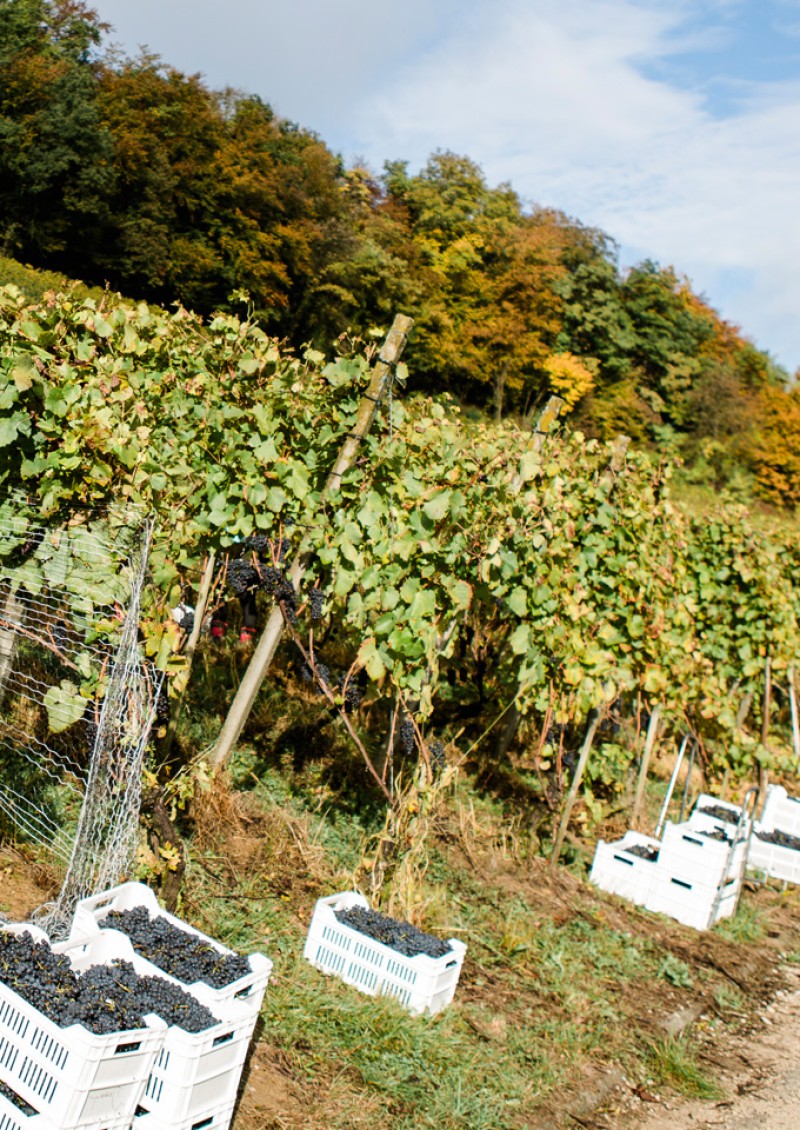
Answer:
[622,966,800,1130]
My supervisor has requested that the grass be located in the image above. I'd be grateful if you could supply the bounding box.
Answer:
[645,1036,722,1100]
[161,761,784,1130]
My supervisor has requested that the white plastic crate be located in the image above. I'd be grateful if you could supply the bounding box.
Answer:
[303,892,466,1017]
[131,1095,235,1130]
[58,933,253,1130]
[759,785,800,838]
[747,827,800,885]
[0,1087,132,1130]
[0,933,165,1130]
[659,822,747,890]
[645,870,741,931]
[589,831,660,907]
[689,794,751,837]
[69,883,271,1026]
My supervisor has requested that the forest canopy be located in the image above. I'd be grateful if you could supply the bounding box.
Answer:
[1,0,799,504]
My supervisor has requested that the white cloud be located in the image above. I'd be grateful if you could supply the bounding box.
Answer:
[349,0,800,369]
[92,0,800,369]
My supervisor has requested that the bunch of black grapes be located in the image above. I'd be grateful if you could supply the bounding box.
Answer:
[308,588,325,621]
[226,558,260,596]
[697,804,740,826]
[81,960,217,1032]
[399,715,415,755]
[0,1078,36,1117]
[626,843,659,862]
[756,827,800,852]
[696,826,731,844]
[0,930,219,1035]
[334,905,452,959]
[101,906,251,988]
[429,740,447,773]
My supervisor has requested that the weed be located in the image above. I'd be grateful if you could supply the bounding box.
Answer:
[658,954,694,989]
[644,1037,722,1099]
[714,900,766,944]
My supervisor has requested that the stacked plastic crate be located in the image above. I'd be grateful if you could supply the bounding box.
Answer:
[749,785,800,884]
[65,883,272,1130]
[590,794,750,931]
[0,923,166,1130]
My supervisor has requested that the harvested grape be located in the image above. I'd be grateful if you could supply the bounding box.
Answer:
[334,905,452,959]
[101,906,251,988]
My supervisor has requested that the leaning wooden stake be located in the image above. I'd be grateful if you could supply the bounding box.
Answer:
[211,314,414,771]
[789,666,800,770]
[550,709,600,869]
[759,654,772,797]
[631,704,661,830]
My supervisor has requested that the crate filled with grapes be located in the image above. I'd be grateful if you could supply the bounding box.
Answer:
[759,784,800,839]
[748,824,800,885]
[0,924,165,1130]
[303,891,466,1016]
[69,882,271,1028]
[688,794,752,838]
[57,930,254,1130]
[589,830,661,907]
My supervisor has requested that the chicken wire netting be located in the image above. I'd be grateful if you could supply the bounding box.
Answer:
[0,491,159,935]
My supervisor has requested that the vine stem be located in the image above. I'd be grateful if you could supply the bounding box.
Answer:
[284,617,393,804]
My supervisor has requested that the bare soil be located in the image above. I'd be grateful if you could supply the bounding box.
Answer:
[616,966,800,1130]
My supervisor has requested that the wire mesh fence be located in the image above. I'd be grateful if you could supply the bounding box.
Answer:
[0,490,159,934]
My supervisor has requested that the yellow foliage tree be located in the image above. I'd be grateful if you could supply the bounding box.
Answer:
[542,352,595,409]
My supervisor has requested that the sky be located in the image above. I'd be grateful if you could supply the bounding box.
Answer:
[92,0,800,374]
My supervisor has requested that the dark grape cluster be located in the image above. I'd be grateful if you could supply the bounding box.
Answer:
[697,804,739,826]
[154,684,170,726]
[101,906,251,988]
[259,565,283,594]
[335,905,452,959]
[626,843,659,861]
[82,960,217,1032]
[180,609,195,634]
[756,827,800,852]
[275,578,297,623]
[429,740,446,773]
[697,826,732,844]
[308,588,325,621]
[338,675,362,712]
[226,558,260,596]
[242,534,272,556]
[0,1079,36,1117]
[243,535,289,563]
[398,716,415,755]
[0,930,143,1034]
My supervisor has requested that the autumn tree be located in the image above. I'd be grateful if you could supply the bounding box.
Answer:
[0,0,114,263]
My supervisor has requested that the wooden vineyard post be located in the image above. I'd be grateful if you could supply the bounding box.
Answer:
[789,666,800,769]
[631,704,661,830]
[211,314,414,772]
[162,551,217,757]
[0,590,23,701]
[759,655,772,797]
[550,709,600,869]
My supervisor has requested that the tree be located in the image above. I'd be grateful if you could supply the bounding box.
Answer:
[0,0,114,263]
[382,152,566,413]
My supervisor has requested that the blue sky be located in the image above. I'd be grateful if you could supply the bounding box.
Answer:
[93,0,800,373]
